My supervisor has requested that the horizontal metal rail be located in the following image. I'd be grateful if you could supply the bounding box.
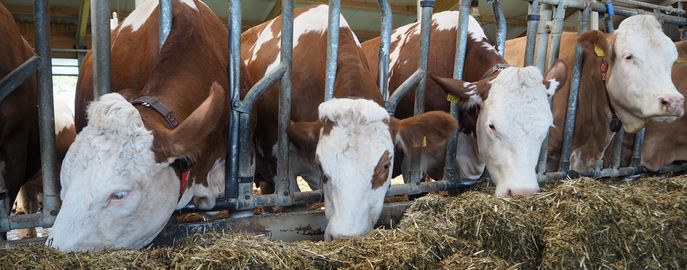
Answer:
[533,0,687,26]
[0,56,39,103]
[614,0,685,16]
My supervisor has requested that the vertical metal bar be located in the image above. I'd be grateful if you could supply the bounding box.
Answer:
[405,0,433,187]
[679,1,686,40]
[324,0,341,101]
[226,0,241,205]
[90,0,111,97]
[632,129,645,168]
[491,0,507,56]
[275,0,294,205]
[378,0,392,101]
[75,0,90,66]
[35,0,60,227]
[442,0,471,181]
[560,6,591,173]
[159,0,173,49]
[610,129,624,169]
[534,4,552,72]
[604,0,615,33]
[524,0,541,67]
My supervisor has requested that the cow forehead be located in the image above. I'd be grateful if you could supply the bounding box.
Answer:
[615,15,676,58]
[484,68,552,130]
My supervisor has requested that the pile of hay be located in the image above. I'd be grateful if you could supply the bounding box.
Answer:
[2,176,686,269]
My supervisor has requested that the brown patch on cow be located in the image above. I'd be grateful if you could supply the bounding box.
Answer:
[322,119,334,136]
[676,41,687,61]
[391,111,458,157]
[287,121,322,156]
[371,150,391,189]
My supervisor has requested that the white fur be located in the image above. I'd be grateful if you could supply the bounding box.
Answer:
[179,0,197,10]
[455,134,485,179]
[53,95,74,135]
[606,15,684,132]
[120,0,158,32]
[545,79,559,98]
[190,159,225,210]
[316,99,393,240]
[476,67,552,197]
[247,5,358,75]
[48,93,179,251]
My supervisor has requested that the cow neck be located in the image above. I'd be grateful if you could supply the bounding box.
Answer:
[462,35,508,82]
[333,35,384,105]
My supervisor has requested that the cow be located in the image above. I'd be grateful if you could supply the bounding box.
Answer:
[0,3,76,239]
[47,0,249,251]
[361,11,568,198]
[241,5,458,240]
[505,15,684,173]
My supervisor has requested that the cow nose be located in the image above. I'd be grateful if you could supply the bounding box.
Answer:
[506,187,539,197]
[659,96,685,116]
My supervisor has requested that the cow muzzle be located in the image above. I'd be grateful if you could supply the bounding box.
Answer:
[656,95,685,121]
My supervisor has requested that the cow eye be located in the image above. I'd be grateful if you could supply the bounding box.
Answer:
[488,123,496,130]
[110,191,129,202]
[383,163,390,170]
[624,54,633,61]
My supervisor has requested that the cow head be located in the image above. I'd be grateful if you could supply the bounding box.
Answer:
[578,15,684,133]
[47,83,225,251]
[433,62,567,197]
[288,98,456,240]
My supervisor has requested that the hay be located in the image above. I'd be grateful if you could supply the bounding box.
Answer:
[1,176,686,269]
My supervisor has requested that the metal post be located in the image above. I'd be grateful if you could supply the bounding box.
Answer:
[524,0,541,67]
[324,0,341,101]
[537,1,566,178]
[605,0,615,33]
[0,57,40,103]
[560,5,591,173]
[490,0,507,56]
[35,0,60,227]
[275,0,294,206]
[226,0,242,206]
[632,129,645,168]
[536,0,687,26]
[378,0,392,101]
[90,0,111,97]
[442,0,471,182]
[159,0,173,49]
[534,4,552,72]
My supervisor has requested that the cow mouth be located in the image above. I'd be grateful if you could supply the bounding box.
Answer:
[650,115,682,123]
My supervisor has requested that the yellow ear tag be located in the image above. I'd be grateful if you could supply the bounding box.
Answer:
[594,44,606,57]
[422,136,427,148]
[677,56,687,63]
[446,94,459,103]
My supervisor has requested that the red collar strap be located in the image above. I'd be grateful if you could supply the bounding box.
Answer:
[170,157,195,199]
[180,170,190,196]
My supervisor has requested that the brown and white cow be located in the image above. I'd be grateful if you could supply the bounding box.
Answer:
[506,15,684,173]
[242,5,457,240]
[0,3,76,239]
[47,0,248,251]
[361,11,568,197]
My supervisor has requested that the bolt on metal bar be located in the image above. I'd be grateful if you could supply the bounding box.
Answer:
[90,0,111,97]
[378,0,392,101]
[559,4,591,173]
[537,2,565,177]
[0,56,39,104]
[275,0,295,207]
[324,0,341,101]
[490,0,507,56]
[226,0,242,206]
[442,0,472,182]
[159,0,173,49]
[35,0,60,227]
[524,0,541,67]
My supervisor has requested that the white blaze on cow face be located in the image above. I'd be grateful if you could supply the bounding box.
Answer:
[315,99,394,241]
[47,93,179,251]
[606,15,684,132]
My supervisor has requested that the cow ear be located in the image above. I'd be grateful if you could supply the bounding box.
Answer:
[287,120,322,156]
[154,82,227,162]
[431,75,490,106]
[675,41,687,63]
[390,111,458,158]
[577,30,613,60]
[543,60,568,97]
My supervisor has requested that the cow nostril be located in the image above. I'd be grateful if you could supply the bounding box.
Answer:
[660,98,670,106]
[507,189,512,197]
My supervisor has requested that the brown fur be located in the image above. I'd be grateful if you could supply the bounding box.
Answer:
[371,151,391,189]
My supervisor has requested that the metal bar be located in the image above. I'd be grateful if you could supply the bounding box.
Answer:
[610,129,624,169]
[632,128,645,168]
[491,0,507,56]
[90,0,112,97]
[275,0,294,207]
[35,0,60,228]
[534,0,687,26]
[524,0,541,67]
[51,48,90,53]
[324,0,341,101]
[559,4,591,173]
[614,0,686,16]
[0,56,39,104]
[226,0,242,205]
[442,0,471,182]
[534,4,552,72]
[75,0,90,66]
[236,64,287,112]
[159,0,173,49]
[378,0,392,101]
[385,69,423,114]
[605,0,615,33]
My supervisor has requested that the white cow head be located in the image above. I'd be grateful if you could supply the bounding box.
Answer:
[579,15,684,133]
[47,84,225,251]
[433,62,568,197]
[288,98,457,240]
